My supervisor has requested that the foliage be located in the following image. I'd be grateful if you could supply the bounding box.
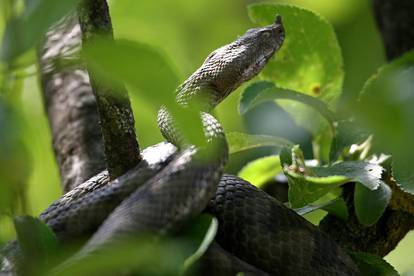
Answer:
[248,3,343,135]
[356,51,414,194]
[349,252,399,276]
[238,156,282,187]
[14,216,59,274]
[1,0,80,62]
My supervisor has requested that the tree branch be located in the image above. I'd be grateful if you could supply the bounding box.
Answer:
[320,180,414,256]
[372,0,414,60]
[78,0,141,179]
[38,15,106,192]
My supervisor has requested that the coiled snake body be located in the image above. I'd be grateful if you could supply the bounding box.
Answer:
[1,15,359,275]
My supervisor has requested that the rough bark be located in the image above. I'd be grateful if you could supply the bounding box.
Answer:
[372,0,414,60]
[78,0,141,179]
[38,15,106,192]
[320,181,414,256]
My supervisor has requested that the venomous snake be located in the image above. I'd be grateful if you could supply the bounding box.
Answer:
[1,14,359,276]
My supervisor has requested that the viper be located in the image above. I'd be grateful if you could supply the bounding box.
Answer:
[1,15,358,276]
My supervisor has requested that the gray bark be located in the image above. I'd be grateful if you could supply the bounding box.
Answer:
[38,15,106,192]
[372,0,414,60]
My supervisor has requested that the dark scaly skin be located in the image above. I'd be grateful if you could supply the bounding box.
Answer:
[39,142,177,241]
[70,113,228,258]
[0,142,177,273]
[208,175,359,275]
[1,16,359,275]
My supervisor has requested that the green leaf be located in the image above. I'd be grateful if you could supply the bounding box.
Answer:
[248,3,343,136]
[348,251,399,276]
[283,147,385,208]
[54,237,189,276]
[238,81,275,114]
[1,0,80,62]
[0,101,31,214]
[82,38,206,146]
[357,50,414,194]
[14,216,59,269]
[83,39,180,105]
[313,161,384,190]
[354,182,391,226]
[322,197,348,220]
[227,132,293,154]
[239,81,336,128]
[238,156,282,187]
[248,3,343,103]
[294,197,348,220]
[286,173,333,208]
[392,158,414,195]
[182,215,218,273]
[279,147,292,166]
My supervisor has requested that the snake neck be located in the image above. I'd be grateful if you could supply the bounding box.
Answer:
[159,16,285,161]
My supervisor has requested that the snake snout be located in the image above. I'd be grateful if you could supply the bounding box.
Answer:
[272,15,285,43]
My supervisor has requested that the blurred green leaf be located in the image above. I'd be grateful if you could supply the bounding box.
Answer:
[182,216,218,274]
[227,132,293,154]
[82,38,205,146]
[54,237,190,276]
[239,81,336,127]
[279,146,292,166]
[0,100,31,214]
[14,216,59,271]
[357,50,414,194]
[238,155,282,187]
[238,81,274,114]
[354,181,391,226]
[0,0,80,62]
[349,251,399,276]
[83,39,180,103]
[248,3,343,102]
[330,120,370,162]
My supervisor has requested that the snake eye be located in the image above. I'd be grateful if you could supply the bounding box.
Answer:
[261,31,272,38]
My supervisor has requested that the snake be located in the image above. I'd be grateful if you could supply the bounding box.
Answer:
[1,14,359,276]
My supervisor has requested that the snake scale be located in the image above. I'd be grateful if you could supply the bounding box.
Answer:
[1,14,359,276]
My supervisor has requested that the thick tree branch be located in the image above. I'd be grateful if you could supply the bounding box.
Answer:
[320,181,414,256]
[78,0,141,179]
[38,15,106,192]
[372,0,414,60]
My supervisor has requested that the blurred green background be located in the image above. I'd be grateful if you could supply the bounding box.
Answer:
[0,0,413,274]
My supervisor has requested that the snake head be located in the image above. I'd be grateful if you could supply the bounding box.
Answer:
[176,15,285,109]
[226,14,285,89]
